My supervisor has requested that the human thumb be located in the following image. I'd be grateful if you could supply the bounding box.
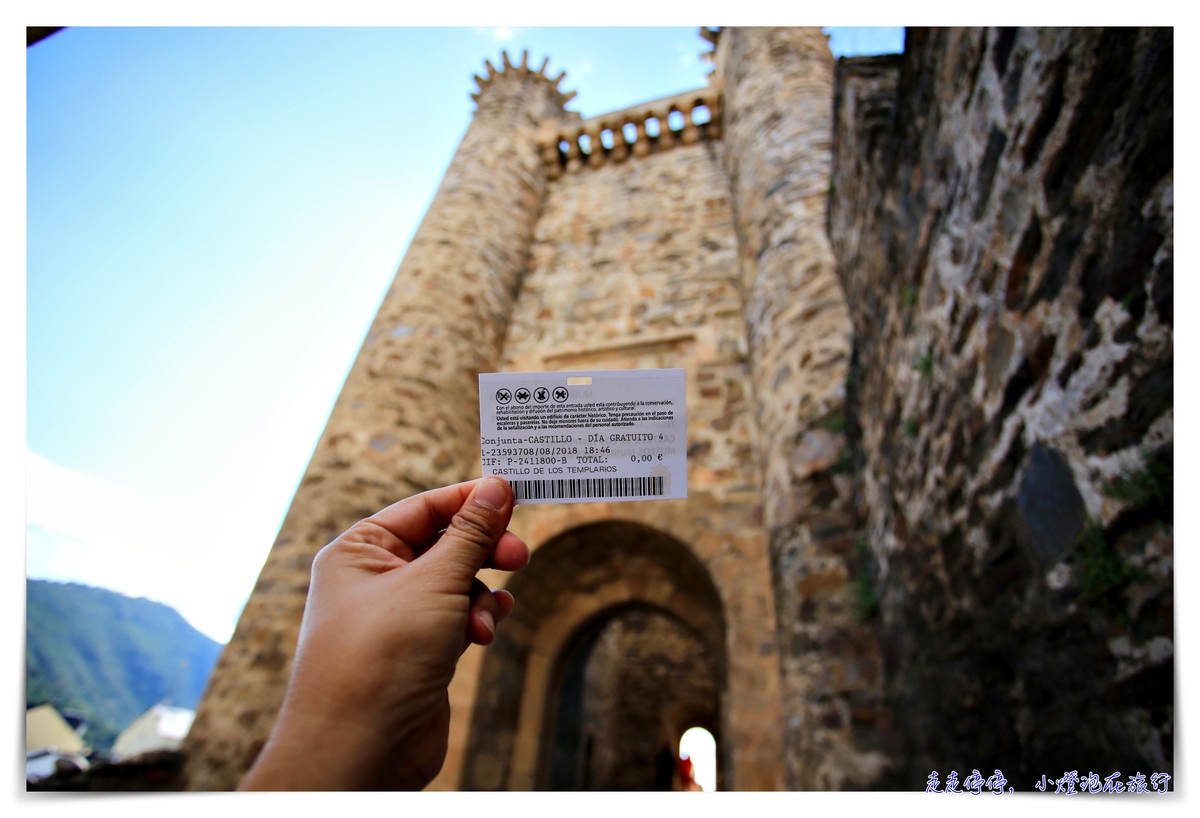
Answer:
[425,477,514,591]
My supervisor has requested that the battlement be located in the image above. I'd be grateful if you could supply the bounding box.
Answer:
[536,81,723,179]
[471,49,579,110]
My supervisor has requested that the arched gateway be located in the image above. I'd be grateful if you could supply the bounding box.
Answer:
[459,521,726,790]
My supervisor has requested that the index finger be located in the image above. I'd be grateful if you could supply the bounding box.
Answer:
[366,479,481,551]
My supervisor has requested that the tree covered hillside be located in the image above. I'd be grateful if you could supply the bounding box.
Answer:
[26,579,224,751]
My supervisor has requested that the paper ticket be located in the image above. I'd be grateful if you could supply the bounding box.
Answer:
[478,369,688,504]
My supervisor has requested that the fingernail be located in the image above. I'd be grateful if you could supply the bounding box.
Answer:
[479,608,495,637]
[474,477,510,510]
[495,590,514,619]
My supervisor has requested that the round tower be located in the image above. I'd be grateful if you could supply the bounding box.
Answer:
[182,51,573,791]
[716,27,853,529]
[715,28,890,789]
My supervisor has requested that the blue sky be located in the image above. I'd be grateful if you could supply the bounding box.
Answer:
[25,27,904,643]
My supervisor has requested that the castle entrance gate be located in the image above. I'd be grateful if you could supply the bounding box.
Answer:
[543,602,721,790]
[456,521,728,790]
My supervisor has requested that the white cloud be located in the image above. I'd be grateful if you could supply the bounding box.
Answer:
[24,308,346,644]
[25,452,267,643]
[492,27,513,42]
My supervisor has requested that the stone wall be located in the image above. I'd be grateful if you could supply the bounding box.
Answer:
[441,133,787,791]
[716,27,892,790]
[499,131,760,521]
[830,28,1173,786]
[182,56,573,790]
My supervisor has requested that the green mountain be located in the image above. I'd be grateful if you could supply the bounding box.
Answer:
[26,579,224,751]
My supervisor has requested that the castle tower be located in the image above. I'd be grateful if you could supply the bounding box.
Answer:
[441,66,788,790]
[716,28,890,788]
[182,51,573,791]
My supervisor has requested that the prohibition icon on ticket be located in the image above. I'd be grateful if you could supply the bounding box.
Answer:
[553,386,569,403]
[534,387,550,403]
[495,388,512,404]
[515,387,531,403]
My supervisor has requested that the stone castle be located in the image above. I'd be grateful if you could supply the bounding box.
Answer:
[182,27,1174,790]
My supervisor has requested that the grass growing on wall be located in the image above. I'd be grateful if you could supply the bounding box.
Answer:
[1103,448,1172,510]
[852,536,879,620]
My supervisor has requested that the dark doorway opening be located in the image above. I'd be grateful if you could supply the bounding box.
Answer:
[459,520,728,791]
[542,603,720,790]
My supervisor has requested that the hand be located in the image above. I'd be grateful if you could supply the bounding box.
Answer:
[239,477,529,790]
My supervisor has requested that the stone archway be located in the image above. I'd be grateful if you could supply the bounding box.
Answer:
[458,520,727,790]
[541,602,721,790]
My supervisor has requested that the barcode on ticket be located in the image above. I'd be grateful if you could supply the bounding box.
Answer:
[511,476,665,501]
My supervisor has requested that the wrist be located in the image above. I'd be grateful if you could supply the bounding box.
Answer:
[240,702,394,790]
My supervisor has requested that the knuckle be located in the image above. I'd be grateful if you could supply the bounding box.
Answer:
[312,520,392,571]
[310,540,343,573]
[343,519,391,549]
[448,506,497,549]
[313,536,359,563]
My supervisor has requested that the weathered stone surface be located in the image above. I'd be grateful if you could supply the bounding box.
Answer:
[829,27,1173,786]
[717,27,891,790]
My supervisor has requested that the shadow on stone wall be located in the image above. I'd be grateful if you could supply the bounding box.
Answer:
[829,27,1173,788]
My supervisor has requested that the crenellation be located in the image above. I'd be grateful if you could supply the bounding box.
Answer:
[537,82,723,179]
